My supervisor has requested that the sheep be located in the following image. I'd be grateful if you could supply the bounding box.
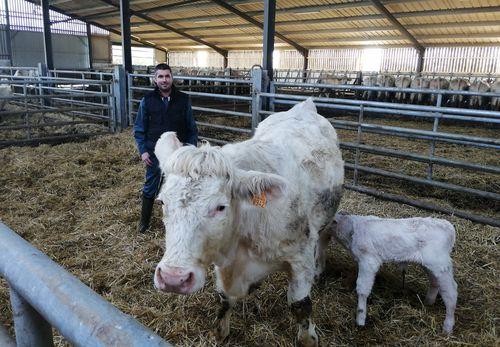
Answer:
[332,212,458,334]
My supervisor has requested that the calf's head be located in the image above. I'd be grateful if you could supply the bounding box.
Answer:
[152,132,286,294]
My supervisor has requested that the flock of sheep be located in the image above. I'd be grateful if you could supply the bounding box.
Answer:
[319,73,500,110]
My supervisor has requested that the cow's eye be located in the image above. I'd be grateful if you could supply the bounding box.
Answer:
[216,205,226,212]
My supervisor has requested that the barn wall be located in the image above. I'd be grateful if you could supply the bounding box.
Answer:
[380,48,419,72]
[91,35,111,64]
[227,50,261,69]
[423,46,500,74]
[168,46,500,75]
[0,28,8,61]
[10,30,90,69]
[308,49,362,71]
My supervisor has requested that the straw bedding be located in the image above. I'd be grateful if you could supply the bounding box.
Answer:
[0,129,498,346]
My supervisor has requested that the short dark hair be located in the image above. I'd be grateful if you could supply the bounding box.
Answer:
[154,63,172,74]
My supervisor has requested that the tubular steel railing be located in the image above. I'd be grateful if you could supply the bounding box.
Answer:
[0,221,172,347]
[127,72,255,145]
[0,74,115,147]
[261,86,500,227]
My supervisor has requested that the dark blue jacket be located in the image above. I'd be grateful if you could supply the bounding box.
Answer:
[134,86,198,155]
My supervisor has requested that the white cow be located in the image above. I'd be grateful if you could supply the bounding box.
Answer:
[153,98,344,346]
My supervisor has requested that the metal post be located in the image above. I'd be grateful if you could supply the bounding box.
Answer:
[262,0,276,84]
[10,287,54,347]
[416,47,425,74]
[0,222,172,347]
[113,65,127,131]
[302,50,308,84]
[120,0,133,73]
[37,63,46,107]
[86,23,93,70]
[251,67,263,133]
[40,0,54,70]
[127,70,133,126]
[3,0,13,66]
[353,104,364,185]
[427,93,442,179]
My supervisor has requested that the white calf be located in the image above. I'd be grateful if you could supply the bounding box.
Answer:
[333,212,457,333]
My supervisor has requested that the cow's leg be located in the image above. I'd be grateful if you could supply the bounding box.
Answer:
[288,259,318,347]
[314,226,332,281]
[215,292,236,343]
[355,258,380,327]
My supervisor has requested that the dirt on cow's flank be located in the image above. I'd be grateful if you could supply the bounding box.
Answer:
[0,131,498,346]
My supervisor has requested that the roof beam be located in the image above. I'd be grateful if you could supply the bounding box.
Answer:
[210,0,307,55]
[98,0,227,56]
[110,5,500,28]
[133,20,500,37]
[369,0,423,51]
[24,0,168,53]
[83,0,204,21]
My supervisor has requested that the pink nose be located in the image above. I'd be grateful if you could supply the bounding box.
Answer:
[155,266,195,294]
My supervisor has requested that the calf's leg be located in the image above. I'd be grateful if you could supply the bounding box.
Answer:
[436,270,457,334]
[424,270,439,305]
[355,259,380,326]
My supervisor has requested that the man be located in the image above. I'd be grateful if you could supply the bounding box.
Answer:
[134,63,198,233]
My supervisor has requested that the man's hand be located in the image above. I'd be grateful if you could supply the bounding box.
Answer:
[141,152,153,166]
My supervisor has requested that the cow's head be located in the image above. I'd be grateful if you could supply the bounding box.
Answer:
[152,132,286,294]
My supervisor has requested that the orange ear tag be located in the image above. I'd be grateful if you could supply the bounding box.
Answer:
[251,191,267,208]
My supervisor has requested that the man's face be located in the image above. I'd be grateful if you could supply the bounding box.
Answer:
[154,69,173,93]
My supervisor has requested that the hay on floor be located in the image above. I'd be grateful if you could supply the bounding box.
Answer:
[0,131,498,346]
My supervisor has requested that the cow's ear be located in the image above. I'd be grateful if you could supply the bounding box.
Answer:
[155,132,182,167]
[232,169,287,206]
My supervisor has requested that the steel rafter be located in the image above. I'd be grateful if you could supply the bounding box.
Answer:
[98,0,227,56]
[210,0,307,56]
[369,0,424,52]
[110,5,500,29]
[83,0,204,21]
[24,0,167,52]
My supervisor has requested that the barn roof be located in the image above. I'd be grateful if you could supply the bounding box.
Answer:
[43,0,500,53]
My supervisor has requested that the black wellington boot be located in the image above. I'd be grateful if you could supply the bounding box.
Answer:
[138,196,155,233]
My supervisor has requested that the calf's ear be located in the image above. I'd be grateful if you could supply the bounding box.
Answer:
[232,169,287,206]
[155,132,182,168]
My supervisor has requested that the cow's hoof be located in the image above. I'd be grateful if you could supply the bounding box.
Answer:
[214,321,230,344]
[297,323,318,347]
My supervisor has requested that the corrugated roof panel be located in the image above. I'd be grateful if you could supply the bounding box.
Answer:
[36,0,500,51]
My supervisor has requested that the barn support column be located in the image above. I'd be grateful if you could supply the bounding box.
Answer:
[10,288,54,347]
[302,50,309,83]
[3,0,13,66]
[86,23,93,70]
[262,0,276,111]
[223,54,228,69]
[119,0,133,73]
[113,65,128,131]
[416,47,425,74]
[251,67,263,132]
[40,0,54,70]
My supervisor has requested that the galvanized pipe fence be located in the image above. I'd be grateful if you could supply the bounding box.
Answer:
[127,71,256,145]
[264,80,500,227]
[0,221,172,347]
[0,65,124,147]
